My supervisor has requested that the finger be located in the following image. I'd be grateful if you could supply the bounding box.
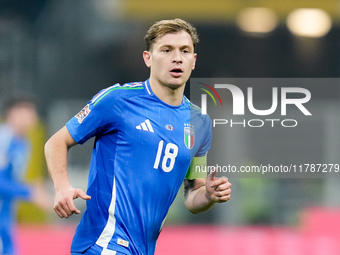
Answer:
[207,168,217,180]
[215,188,231,198]
[54,206,65,218]
[210,177,229,188]
[66,199,81,215]
[216,194,231,202]
[60,201,75,217]
[215,181,232,191]
[74,189,91,200]
[54,204,70,218]
[55,194,79,216]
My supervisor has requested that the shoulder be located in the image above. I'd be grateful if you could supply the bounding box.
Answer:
[184,96,212,125]
[0,124,14,148]
[90,81,145,106]
[70,82,145,126]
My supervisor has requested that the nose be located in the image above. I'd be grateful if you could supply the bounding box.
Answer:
[172,50,182,64]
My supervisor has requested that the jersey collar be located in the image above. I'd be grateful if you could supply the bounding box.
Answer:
[143,79,189,108]
[144,79,153,95]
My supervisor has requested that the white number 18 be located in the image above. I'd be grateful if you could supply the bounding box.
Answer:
[153,140,178,172]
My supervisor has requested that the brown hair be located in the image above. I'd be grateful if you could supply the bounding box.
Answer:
[144,18,199,51]
[3,95,37,116]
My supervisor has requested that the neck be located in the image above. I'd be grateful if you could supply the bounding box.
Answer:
[149,78,185,106]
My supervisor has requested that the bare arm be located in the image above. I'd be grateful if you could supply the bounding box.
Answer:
[184,170,232,214]
[44,126,91,218]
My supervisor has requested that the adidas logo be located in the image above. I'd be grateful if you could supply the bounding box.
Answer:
[136,119,154,133]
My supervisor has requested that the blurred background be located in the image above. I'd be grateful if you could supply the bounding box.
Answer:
[0,0,340,254]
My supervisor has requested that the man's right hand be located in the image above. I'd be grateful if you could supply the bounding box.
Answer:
[53,187,91,218]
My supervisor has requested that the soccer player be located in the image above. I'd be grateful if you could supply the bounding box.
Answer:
[45,18,232,255]
[0,96,50,255]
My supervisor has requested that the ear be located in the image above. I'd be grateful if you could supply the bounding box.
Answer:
[143,50,152,68]
[192,53,197,70]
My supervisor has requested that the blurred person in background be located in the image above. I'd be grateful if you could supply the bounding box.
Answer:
[45,18,232,255]
[0,96,50,255]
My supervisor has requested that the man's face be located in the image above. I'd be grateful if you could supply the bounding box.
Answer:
[6,105,38,136]
[143,30,197,90]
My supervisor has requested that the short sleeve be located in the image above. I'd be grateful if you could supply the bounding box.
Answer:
[195,115,212,157]
[66,86,120,144]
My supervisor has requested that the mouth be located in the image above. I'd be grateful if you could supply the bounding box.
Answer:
[170,68,183,77]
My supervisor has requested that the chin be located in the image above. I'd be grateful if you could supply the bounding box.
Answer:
[166,81,185,90]
[168,77,188,88]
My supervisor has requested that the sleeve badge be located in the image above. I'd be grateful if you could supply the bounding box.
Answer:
[75,104,91,124]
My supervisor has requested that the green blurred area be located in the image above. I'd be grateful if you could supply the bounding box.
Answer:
[17,121,49,223]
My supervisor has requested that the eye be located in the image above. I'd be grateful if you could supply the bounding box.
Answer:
[162,48,171,53]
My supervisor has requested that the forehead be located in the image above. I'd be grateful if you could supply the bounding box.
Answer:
[7,103,36,114]
[153,31,194,49]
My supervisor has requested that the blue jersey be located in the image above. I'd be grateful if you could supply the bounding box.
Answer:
[0,124,31,201]
[0,124,32,255]
[66,79,212,255]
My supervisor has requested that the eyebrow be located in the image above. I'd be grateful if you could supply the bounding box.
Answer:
[160,44,193,50]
